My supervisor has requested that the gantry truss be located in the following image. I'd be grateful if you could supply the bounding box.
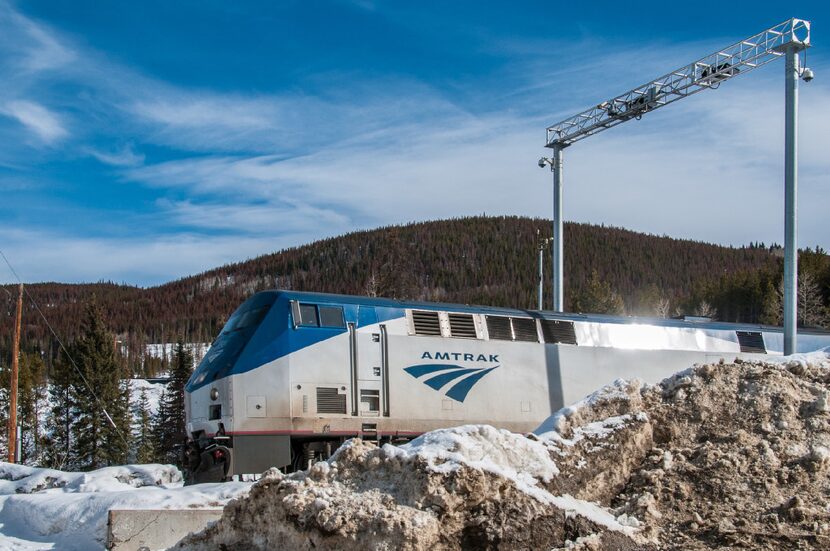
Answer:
[546,18,810,147]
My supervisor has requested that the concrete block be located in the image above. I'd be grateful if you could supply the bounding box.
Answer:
[107,509,223,550]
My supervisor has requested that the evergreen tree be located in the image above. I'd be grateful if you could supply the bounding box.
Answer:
[44,348,78,469]
[151,389,168,462]
[152,341,193,465]
[761,281,782,326]
[72,300,131,469]
[572,270,625,315]
[132,387,155,464]
[18,352,47,464]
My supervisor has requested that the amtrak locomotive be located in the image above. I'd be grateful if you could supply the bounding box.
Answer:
[184,290,830,482]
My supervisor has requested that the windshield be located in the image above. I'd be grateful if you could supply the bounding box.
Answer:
[187,293,277,390]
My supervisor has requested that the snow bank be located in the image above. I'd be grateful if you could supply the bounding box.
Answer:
[178,355,830,550]
[0,463,251,550]
[533,377,646,441]
[0,463,181,495]
[381,424,559,499]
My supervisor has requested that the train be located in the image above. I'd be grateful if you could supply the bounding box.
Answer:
[183,290,830,482]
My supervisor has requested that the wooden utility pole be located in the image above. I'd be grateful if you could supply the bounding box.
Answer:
[8,283,22,463]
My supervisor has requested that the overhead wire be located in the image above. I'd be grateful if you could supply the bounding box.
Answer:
[0,249,131,454]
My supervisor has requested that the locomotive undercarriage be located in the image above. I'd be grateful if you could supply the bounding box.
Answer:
[185,431,412,484]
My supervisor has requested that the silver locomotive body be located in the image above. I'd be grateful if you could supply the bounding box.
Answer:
[184,290,830,481]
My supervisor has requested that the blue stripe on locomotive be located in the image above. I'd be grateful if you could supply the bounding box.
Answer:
[186,289,827,393]
[187,291,406,392]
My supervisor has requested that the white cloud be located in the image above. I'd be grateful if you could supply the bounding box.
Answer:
[0,1,75,74]
[1,0,829,286]
[0,227,292,286]
[87,144,145,167]
[1,99,67,142]
[126,71,830,256]
[162,199,353,235]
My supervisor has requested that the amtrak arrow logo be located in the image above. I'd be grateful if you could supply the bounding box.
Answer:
[403,363,498,402]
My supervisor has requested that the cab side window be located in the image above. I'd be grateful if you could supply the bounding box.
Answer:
[294,302,345,328]
[298,303,319,326]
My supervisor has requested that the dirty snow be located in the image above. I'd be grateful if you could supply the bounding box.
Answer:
[382,424,559,499]
[176,350,830,550]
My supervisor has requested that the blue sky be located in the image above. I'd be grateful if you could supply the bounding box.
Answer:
[1,0,829,286]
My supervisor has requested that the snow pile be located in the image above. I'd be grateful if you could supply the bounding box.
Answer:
[176,351,830,550]
[382,424,559,499]
[0,463,251,550]
[176,418,651,549]
[0,462,181,494]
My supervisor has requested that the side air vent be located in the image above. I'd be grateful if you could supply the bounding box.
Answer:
[486,316,513,340]
[316,387,347,414]
[540,319,578,345]
[412,310,442,336]
[736,331,766,354]
[512,318,539,342]
[448,313,477,338]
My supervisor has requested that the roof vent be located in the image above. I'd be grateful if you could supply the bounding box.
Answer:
[540,319,578,345]
[448,313,477,339]
[486,316,513,340]
[511,318,539,342]
[412,310,442,336]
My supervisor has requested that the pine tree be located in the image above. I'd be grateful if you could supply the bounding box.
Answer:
[152,340,193,465]
[572,270,625,315]
[18,352,47,464]
[132,387,155,464]
[44,347,78,469]
[72,300,131,469]
[151,389,173,463]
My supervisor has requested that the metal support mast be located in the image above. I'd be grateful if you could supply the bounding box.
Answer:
[539,18,812,350]
[537,234,553,309]
[782,44,805,355]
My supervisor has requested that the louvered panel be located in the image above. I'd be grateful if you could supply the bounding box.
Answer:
[316,387,347,414]
[412,310,442,336]
[486,316,513,340]
[736,331,766,354]
[540,319,578,345]
[511,318,539,342]
[448,313,477,338]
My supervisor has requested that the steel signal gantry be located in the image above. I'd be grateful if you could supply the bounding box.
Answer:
[539,18,812,355]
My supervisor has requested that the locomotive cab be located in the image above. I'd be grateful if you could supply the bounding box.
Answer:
[184,291,279,482]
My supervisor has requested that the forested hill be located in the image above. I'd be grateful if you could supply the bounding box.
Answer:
[2,216,828,374]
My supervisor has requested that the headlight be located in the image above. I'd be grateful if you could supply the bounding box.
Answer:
[210,387,219,401]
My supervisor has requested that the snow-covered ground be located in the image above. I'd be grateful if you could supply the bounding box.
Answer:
[0,463,250,550]
[3,350,829,550]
